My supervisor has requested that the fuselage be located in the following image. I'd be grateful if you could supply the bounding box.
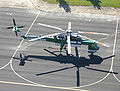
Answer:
[39,33,95,46]
[40,33,99,53]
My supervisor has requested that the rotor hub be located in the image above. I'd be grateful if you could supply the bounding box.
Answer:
[66,29,72,34]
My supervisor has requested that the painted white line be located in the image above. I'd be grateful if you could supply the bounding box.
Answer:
[8,12,90,91]
[110,18,119,72]
[113,74,120,83]
[112,18,120,83]
[72,18,119,89]
[72,73,110,88]
[3,12,118,90]
[38,23,65,31]
[10,12,40,85]
[0,62,10,70]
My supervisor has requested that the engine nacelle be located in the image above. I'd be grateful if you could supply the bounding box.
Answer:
[88,43,99,53]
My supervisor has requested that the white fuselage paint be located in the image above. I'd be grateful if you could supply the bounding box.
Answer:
[88,50,97,53]
[55,43,81,47]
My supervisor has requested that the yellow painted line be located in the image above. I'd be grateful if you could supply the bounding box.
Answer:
[0,81,90,91]
[8,13,90,91]
[72,73,110,88]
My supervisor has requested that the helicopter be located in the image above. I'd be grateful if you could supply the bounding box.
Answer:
[6,18,109,56]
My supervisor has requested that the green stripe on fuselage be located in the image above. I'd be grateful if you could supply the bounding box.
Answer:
[81,39,94,45]
[42,37,82,45]
[42,37,63,43]
[27,37,95,46]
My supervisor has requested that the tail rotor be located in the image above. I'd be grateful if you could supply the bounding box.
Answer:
[12,18,19,37]
[6,18,25,37]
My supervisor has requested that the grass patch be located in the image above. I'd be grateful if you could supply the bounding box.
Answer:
[42,0,120,8]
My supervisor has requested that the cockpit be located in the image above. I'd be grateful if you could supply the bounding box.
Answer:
[54,33,82,42]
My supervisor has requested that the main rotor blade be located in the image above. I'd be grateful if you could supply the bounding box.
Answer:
[68,22,71,30]
[29,33,60,42]
[67,34,71,54]
[13,18,16,26]
[66,22,72,33]
[80,35,110,47]
[78,31,108,35]
[38,23,65,31]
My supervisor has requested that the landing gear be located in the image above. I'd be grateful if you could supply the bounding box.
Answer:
[19,53,26,66]
[90,52,94,56]
[58,39,66,57]
[58,54,63,57]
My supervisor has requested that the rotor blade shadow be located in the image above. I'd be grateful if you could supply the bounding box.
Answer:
[12,57,32,62]
[84,67,118,74]
[19,51,115,68]
[64,47,69,56]
[44,49,58,56]
[102,55,115,60]
[76,67,80,87]
[36,66,75,76]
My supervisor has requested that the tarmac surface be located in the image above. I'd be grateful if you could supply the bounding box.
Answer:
[0,7,120,91]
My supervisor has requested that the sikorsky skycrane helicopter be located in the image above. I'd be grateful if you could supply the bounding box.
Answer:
[7,18,109,56]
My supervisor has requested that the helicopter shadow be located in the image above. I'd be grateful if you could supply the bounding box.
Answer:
[19,48,116,72]
[56,0,71,13]
[18,48,117,87]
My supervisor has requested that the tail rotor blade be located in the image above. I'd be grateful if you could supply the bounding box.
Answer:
[15,31,17,36]
[13,18,16,26]
[18,26,25,28]
[6,26,13,29]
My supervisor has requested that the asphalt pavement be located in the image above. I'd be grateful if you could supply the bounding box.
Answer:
[0,7,120,91]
